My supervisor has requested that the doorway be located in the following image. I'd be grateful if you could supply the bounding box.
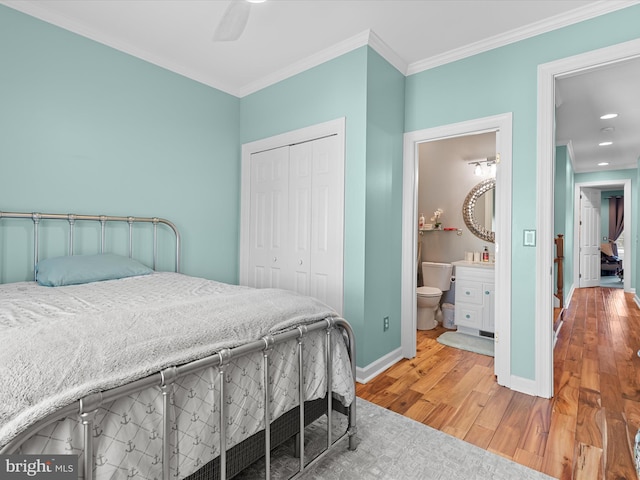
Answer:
[537,39,640,398]
[574,180,631,291]
[401,113,513,388]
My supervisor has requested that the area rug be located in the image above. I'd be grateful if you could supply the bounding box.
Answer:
[437,331,494,357]
[238,397,553,479]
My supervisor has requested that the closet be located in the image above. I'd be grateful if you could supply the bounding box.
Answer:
[246,134,344,315]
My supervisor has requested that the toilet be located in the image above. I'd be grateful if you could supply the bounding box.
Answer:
[416,262,453,330]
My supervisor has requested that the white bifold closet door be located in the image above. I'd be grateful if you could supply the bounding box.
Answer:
[248,135,343,314]
[579,187,602,288]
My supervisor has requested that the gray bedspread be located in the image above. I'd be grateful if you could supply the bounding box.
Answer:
[0,272,340,450]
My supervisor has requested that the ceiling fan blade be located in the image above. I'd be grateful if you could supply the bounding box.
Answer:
[213,0,251,42]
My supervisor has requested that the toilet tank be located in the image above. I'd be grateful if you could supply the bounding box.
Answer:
[422,262,453,291]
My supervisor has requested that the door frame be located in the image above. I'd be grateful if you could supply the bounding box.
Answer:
[401,113,513,388]
[537,38,640,398]
[574,180,632,292]
[239,117,346,314]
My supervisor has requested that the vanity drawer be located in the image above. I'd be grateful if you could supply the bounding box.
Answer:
[456,281,482,305]
[455,303,482,329]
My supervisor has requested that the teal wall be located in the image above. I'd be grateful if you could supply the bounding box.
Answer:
[362,49,405,364]
[405,5,640,380]
[240,47,406,366]
[3,2,640,377]
[0,5,241,283]
[240,48,369,362]
[554,146,574,305]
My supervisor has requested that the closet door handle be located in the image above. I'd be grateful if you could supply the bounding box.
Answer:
[273,257,277,263]
[299,259,303,265]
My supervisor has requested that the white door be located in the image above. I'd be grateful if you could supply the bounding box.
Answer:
[579,187,601,288]
[288,142,312,295]
[249,146,289,289]
[247,134,344,314]
[306,135,343,311]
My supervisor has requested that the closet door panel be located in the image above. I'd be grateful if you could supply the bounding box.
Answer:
[309,135,343,311]
[249,146,289,290]
[289,142,312,296]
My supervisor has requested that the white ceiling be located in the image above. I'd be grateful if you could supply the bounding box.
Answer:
[555,57,640,173]
[2,0,639,173]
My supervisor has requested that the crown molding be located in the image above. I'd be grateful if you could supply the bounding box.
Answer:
[238,29,408,97]
[3,0,638,97]
[407,0,640,76]
[237,30,371,97]
[367,30,408,75]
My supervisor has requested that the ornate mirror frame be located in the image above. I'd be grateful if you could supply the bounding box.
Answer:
[462,178,495,243]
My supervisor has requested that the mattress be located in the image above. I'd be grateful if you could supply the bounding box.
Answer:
[0,272,354,479]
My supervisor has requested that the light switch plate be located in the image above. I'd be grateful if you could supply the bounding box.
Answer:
[524,229,536,246]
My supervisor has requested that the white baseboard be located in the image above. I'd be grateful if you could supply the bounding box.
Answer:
[565,285,575,307]
[356,347,404,384]
[635,294,640,309]
[553,320,563,348]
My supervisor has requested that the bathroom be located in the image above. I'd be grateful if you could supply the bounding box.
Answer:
[417,132,496,337]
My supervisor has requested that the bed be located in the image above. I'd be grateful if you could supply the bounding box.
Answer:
[0,211,357,480]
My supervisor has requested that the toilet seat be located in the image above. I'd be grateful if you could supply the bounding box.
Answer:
[417,286,441,297]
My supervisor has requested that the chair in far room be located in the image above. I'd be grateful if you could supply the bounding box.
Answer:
[601,241,622,280]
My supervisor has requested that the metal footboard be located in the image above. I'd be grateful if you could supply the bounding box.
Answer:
[1,317,357,480]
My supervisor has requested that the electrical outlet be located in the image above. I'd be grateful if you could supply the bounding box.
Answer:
[383,316,390,331]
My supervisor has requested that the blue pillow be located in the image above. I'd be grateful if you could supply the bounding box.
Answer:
[36,254,153,287]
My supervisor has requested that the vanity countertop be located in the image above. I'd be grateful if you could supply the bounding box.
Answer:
[452,260,495,269]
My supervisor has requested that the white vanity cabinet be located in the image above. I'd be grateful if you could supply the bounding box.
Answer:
[452,261,495,336]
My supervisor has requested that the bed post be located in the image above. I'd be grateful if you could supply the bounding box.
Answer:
[99,216,107,253]
[262,334,274,480]
[296,325,307,472]
[325,319,333,450]
[335,318,358,451]
[32,213,41,280]
[217,348,231,480]
[160,367,177,480]
[79,392,102,480]
[68,214,76,255]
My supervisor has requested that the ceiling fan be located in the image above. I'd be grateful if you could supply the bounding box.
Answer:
[213,0,267,42]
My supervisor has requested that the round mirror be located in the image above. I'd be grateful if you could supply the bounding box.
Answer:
[462,178,495,243]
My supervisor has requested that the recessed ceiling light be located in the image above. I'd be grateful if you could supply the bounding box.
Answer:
[601,126,615,133]
[246,0,267,3]
[600,113,618,120]
[598,162,609,166]
[599,141,613,146]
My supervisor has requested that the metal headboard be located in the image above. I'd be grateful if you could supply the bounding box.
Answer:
[0,211,181,280]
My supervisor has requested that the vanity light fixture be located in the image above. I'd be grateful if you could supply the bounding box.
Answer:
[600,113,618,120]
[468,157,497,176]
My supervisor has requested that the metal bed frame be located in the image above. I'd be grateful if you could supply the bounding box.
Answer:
[0,211,181,277]
[0,211,357,480]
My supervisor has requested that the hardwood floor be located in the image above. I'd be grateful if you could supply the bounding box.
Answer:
[356,287,640,479]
